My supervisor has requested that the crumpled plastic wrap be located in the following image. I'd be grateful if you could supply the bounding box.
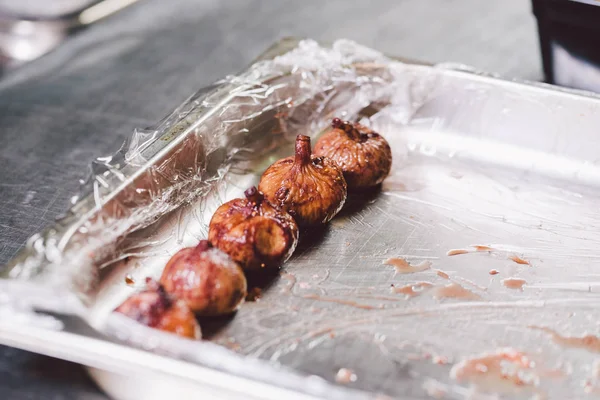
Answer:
[0,38,439,400]
[1,39,431,311]
[5,38,600,400]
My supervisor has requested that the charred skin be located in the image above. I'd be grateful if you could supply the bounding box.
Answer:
[115,278,201,339]
[258,135,347,227]
[314,118,392,190]
[160,241,247,316]
[208,187,299,271]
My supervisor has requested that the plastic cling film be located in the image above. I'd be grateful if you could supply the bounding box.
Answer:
[1,39,428,311]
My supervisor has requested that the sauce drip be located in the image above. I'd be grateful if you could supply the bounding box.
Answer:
[502,277,527,290]
[474,245,494,252]
[489,269,500,275]
[451,348,539,393]
[510,255,530,265]
[435,269,450,279]
[446,249,469,256]
[530,326,600,353]
[391,282,434,298]
[384,258,432,274]
[433,283,481,300]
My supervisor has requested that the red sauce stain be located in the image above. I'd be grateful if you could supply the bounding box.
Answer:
[489,269,500,275]
[474,245,494,252]
[384,258,431,274]
[510,255,530,265]
[502,277,527,290]
[433,283,481,301]
[446,249,470,256]
[435,269,450,279]
[391,282,434,298]
[530,326,600,353]
[450,348,540,393]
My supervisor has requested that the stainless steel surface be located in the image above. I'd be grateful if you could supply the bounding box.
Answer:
[4,38,600,399]
[0,1,99,19]
[0,0,141,68]
[0,2,542,398]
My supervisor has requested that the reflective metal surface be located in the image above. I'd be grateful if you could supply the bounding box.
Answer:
[0,0,141,69]
[2,39,600,399]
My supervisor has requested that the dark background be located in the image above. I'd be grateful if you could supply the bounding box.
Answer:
[0,0,539,398]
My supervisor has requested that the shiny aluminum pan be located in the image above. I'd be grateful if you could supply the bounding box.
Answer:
[3,38,600,399]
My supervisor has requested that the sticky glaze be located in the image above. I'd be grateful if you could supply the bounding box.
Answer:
[433,283,481,301]
[384,258,432,274]
[530,326,600,353]
[502,277,527,290]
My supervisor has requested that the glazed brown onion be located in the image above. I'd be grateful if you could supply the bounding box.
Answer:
[115,278,201,339]
[313,118,392,190]
[160,240,247,316]
[258,135,347,226]
[208,186,299,271]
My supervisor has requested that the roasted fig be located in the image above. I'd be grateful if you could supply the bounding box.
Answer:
[258,135,347,226]
[208,186,299,271]
[160,240,247,316]
[314,118,392,190]
[115,278,201,339]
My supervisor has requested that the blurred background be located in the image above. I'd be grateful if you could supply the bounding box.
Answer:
[0,0,596,398]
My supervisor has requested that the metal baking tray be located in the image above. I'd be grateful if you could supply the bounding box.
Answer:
[2,38,600,400]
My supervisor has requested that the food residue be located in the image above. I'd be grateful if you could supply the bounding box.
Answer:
[530,326,600,353]
[447,245,494,256]
[384,258,432,274]
[433,283,481,301]
[474,245,494,252]
[489,269,499,275]
[391,282,434,298]
[450,348,540,393]
[435,269,450,279]
[510,255,530,265]
[502,277,527,290]
[335,368,357,384]
[124,275,135,285]
[446,249,469,256]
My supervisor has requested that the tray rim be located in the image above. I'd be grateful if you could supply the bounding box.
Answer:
[4,36,600,400]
